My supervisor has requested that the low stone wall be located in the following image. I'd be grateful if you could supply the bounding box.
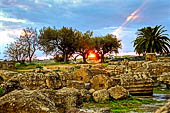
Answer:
[118,72,154,96]
[0,70,18,81]
[0,62,15,70]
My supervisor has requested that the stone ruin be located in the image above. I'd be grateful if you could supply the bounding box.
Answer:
[145,53,157,62]
[0,61,15,70]
[0,56,169,112]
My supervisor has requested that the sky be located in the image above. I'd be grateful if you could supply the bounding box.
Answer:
[0,0,170,59]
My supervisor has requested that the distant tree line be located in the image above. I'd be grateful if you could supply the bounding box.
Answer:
[4,27,122,64]
[4,25,170,64]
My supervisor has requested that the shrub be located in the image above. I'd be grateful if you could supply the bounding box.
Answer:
[36,65,43,69]
[0,88,3,96]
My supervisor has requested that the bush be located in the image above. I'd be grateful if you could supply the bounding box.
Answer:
[36,65,43,69]
[74,66,81,69]
[0,88,3,96]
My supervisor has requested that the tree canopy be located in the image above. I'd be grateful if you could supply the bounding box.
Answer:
[39,27,79,63]
[133,25,170,55]
[92,34,121,63]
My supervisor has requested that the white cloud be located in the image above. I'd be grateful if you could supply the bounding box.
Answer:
[0,29,22,43]
[0,11,33,24]
[0,29,23,59]
[0,16,27,23]
[33,0,83,7]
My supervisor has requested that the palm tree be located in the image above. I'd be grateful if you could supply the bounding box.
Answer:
[133,25,170,55]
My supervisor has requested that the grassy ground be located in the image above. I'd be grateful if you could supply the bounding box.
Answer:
[154,86,170,94]
[83,96,159,113]
[14,61,70,72]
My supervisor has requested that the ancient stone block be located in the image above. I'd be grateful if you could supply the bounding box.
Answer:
[72,68,92,82]
[155,102,170,113]
[108,85,129,100]
[92,89,109,102]
[145,53,157,62]
[0,89,59,113]
[118,72,154,96]
[41,87,82,113]
[66,80,86,89]
[90,74,111,90]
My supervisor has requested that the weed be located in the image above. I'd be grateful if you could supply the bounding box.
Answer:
[53,70,61,72]
[154,86,170,94]
[0,88,3,96]
[83,96,159,113]
[103,63,109,67]
[74,66,81,69]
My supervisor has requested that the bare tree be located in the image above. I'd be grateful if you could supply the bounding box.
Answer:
[19,27,38,63]
[4,41,28,64]
[4,27,38,63]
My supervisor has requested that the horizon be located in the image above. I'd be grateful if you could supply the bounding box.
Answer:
[0,0,170,59]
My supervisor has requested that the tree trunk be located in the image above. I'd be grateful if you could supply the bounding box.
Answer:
[82,55,87,64]
[101,54,105,63]
[19,60,25,64]
[29,57,32,63]
[74,55,79,61]
[63,52,68,63]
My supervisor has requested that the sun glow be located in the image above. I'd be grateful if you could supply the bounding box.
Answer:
[88,52,97,60]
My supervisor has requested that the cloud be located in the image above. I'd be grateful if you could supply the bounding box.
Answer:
[0,29,22,43]
[0,11,33,24]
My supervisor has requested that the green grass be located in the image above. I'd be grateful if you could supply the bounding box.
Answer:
[154,86,170,94]
[83,96,158,113]
[74,65,81,69]
[103,63,109,67]
[0,88,3,96]
[15,61,68,70]
[53,69,61,72]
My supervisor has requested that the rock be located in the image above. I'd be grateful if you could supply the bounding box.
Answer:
[0,70,18,81]
[34,68,41,73]
[17,72,62,90]
[157,72,170,88]
[118,72,154,96]
[0,89,59,113]
[89,89,95,94]
[92,89,109,102]
[0,79,22,96]
[66,108,86,113]
[145,53,157,62]
[72,68,92,82]
[108,85,129,100]
[0,62,15,70]
[67,80,86,89]
[155,102,170,113]
[42,67,53,72]
[89,68,107,76]
[80,89,91,101]
[45,72,62,89]
[41,87,83,113]
[110,77,121,87]
[90,74,111,90]
[85,83,90,90]
[91,64,105,69]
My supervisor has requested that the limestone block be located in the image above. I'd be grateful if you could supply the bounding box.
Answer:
[67,80,86,89]
[92,89,109,102]
[108,85,129,100]
[90,74,111,90]
[0,89,59,113]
